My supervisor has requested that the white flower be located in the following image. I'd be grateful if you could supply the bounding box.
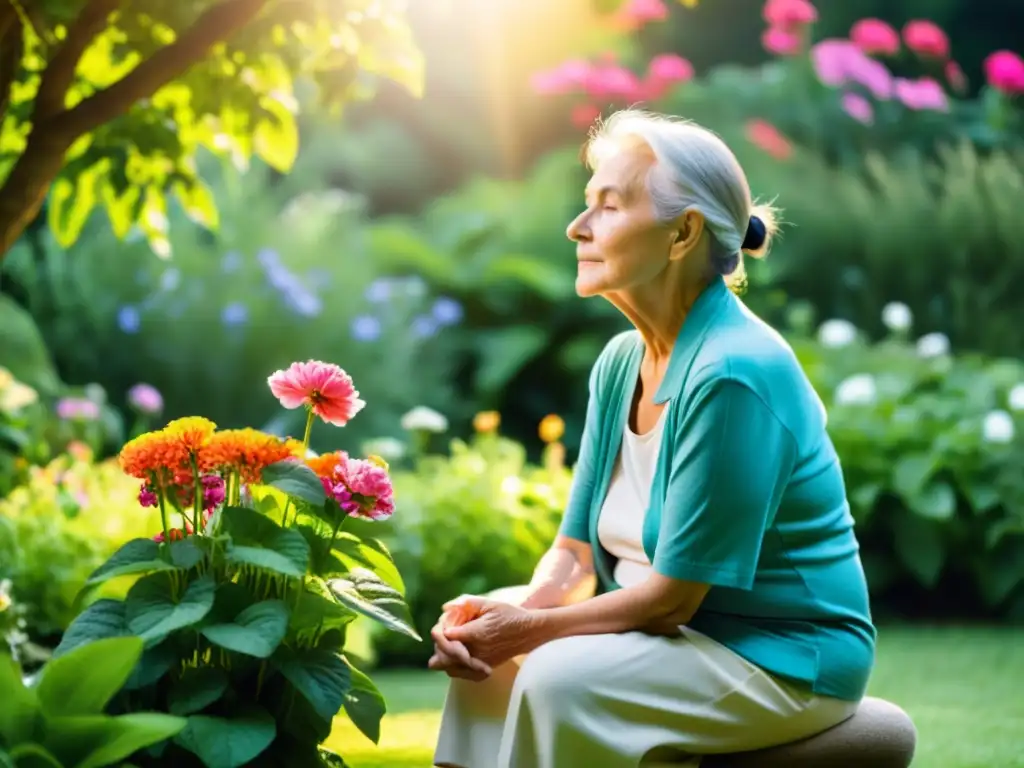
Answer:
[361,437,406,461]
[982,410,1015,444]
[881,302,912,332]
[500,476,524,496]
[916,332,950,358]
[1008,384,1024,412]
[817,319,857,348]
[400,406,448,433]
[0,381,37,413]
[835,373,877,406]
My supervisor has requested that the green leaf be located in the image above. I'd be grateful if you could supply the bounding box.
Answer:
[125,572,216,643]
[167,667,229,716]
[891,512,946,588]
[909,481,957,520]
[254,97,299,172]
[173,710,276,768]
[52,600,129,658]
[48,166,100,248]
[37,636,144,717]
[332,534,405,594]
[124,642,177,691]
[327,569,420,640]
[85,538,175,585]
[473,327,547,396]
[0,655,37,746]
[174,177,219,229]
[341,659,386,745]
[200,600,289,658]
[221,505,311,578]
[271,647,351,721]
[892,453,937,499]
[6,744,61,768]
[289,578,357,635]
[318,748,349,768]
[259,462,328,507]
[45,713,186,768]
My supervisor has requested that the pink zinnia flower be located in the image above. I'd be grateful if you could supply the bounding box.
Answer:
[342,458,395,521]
[268,360,365,427]
[895,77,949,112]
[139,485,159,508]
[746,119,793,160]
[902,20,949,59]
[201,474,225,510]
[583,64,642,100]
[841,92,874,124]
[763,0,817,28]
[811,39,893,100]
[984,51,1024,95]
[127,383,163,414]
[850,19,900,56]
[530,60,592,95]
[617,0,668,27]
[647,54,694,85]
[763,27,802,56]
[56,397,100,421]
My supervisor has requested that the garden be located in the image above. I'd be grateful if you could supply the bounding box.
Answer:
[2,0,1024,765]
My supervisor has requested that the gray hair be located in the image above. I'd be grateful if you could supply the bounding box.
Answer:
[583,109,778,288]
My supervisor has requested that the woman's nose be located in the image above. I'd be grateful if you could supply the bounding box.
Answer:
[566,210,590,242]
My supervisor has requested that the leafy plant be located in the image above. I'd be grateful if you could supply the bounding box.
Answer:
[0,636,186,768]
[52,362,417,767]
[371,421,570,666]
[0,0,423,258]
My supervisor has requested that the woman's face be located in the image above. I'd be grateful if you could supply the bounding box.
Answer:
[566,145,679,299]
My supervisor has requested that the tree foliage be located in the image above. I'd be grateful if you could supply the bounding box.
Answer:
[0,0,422,258]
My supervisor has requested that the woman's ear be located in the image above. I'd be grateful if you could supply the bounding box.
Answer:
[668,209,705,261]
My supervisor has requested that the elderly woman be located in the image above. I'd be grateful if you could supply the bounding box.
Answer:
[428,110,876,768]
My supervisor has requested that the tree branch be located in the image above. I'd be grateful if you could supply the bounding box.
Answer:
[52,0,267,138]
[33,0,119,120]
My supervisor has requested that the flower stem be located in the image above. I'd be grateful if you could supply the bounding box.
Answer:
[158,491,170,559]
[191,457,202,535]
[301,408,315,453]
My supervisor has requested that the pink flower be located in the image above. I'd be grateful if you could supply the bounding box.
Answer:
[746,120,793,160]
[850,19,900,56]
[903,20,949,59]
[138,485,158,508]
[530,60,592,95]
[268,360,365,427]
[127,383,163,414]
[584,64,642,100]
[811,39,893,99]
[617,0,668,27]
[984,51,1024,95]
[571,103,602,129]
[762,27,802,56]
[894,77,949,112]
[56,397,100,421]
[763,0,817,28]
[647,54,694,85]
[841,92,874,124]
[342,458,395,521]
[201,474,225,510]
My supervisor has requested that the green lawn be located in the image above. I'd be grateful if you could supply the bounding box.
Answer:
[325,626,1024,768]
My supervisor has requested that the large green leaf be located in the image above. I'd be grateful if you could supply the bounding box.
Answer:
[473,326,548,396]
[200,600,289,659]
[259,462,328,506]
[332,534,405,594]
[37,636,143,717]
[45,713,186,768]
[271,647,351,721]
[341,659,387,745]
[85,539,172,586]
[167,667,229,716]
[891,512,946,588]
[125,573,216,643]
[0,655,37,746]
[327,569,420,640]
[173,709,276,768]
[52,600,129,658]
[220,506,310,578]
[5,744,61,768]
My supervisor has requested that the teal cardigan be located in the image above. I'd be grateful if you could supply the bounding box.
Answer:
[560,277,876,702]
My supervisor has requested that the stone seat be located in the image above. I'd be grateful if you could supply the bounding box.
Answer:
[703,697,917,768]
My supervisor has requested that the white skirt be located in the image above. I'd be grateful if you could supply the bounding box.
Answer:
[433,586,858,768]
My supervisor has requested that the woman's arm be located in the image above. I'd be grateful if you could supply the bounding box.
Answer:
[517,536,598,610]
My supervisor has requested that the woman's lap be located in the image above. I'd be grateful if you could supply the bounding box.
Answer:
[435,587,858,768]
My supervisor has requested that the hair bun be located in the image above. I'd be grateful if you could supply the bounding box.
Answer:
[741,215,766,251]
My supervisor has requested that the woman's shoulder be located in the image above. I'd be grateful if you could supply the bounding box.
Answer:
[591,329,643,380]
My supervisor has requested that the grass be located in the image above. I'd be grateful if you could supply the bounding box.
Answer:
[325,625,1024,768]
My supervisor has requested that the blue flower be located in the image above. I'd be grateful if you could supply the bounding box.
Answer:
[118,306,141,334]
[222,251,243,273]
[257,248,280,270]
[365,278,392,303]
[159,268,181,292]
[351,315,382,342]
[286,289,322,318]
[222,303,248,326]
[411,315,438,339]
[431,296,463,325]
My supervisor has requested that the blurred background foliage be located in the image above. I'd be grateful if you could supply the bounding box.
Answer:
[4,0,1024,667]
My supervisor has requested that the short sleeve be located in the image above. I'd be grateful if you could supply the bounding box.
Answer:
[652,378,796,590]
[558,361,603,543]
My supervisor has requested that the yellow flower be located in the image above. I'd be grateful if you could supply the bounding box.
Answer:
[538,414,565,444]
[679,0,698,7]
[473,410,501,434]
[367,454,390,471]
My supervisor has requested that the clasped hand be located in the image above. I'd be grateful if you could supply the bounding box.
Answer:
[427,595,537,681]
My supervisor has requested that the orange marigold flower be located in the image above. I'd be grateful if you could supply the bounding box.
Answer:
[165,416,217,453]
[201,428,296,482]
[119,430,188,481]
[306,450,348,478]
[538,414,565,444]
[473,410,501,434]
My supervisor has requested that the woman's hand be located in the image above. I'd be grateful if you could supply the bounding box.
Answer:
[427,604,493,681]
[441,595,544,669]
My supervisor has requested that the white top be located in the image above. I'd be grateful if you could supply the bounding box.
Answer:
[596,407,667,588]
